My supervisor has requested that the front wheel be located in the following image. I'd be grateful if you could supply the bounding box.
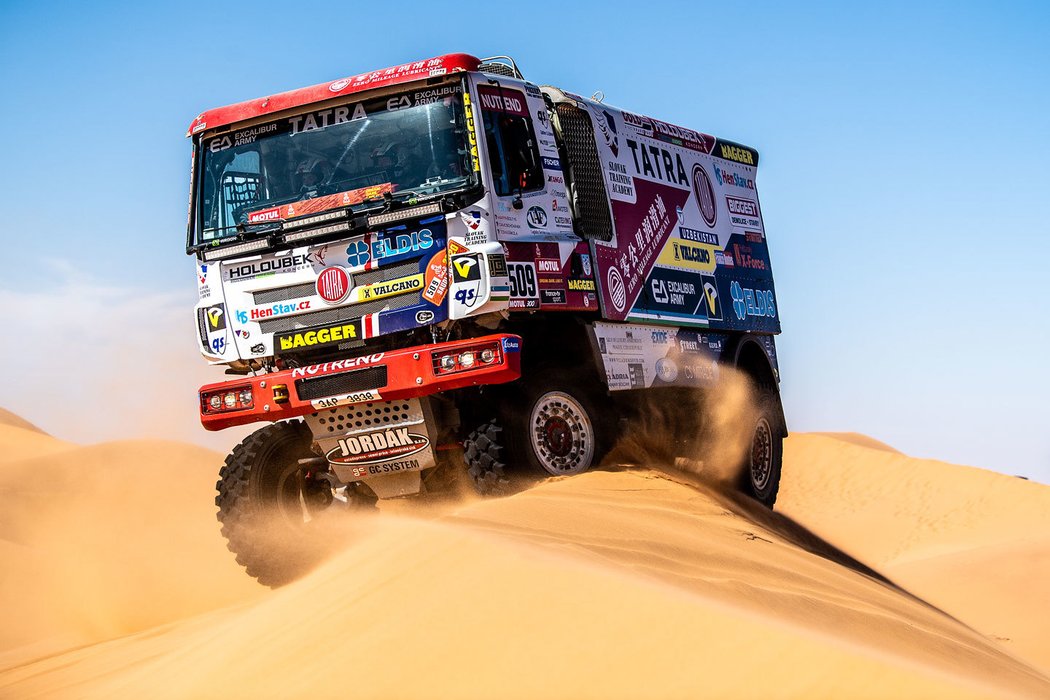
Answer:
[215,421,371,587]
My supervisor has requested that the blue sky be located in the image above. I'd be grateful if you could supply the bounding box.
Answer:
[1,1,1048,481]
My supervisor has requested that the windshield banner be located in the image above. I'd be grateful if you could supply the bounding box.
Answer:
[247,183,394,223]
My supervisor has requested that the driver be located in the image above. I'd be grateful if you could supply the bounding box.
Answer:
[294,155,330,195]
[371,140,421,187]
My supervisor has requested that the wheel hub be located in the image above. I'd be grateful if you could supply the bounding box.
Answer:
[543,416,573,456]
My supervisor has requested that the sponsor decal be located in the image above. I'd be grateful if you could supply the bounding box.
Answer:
[250,343,265,354]
[291,354,386,379]
[350,458,424,477]
[287,104,367,135]
[237,300,311,323]
[594,109,619,157]
[541,289,566,305]
[526,207,548,229]
[725,196,759,218]
[207,123,280,152]
[205,304,226,331]
[626,139,688,185]
[487,254,508,278]
[621,111,716,153]
[657,239,717,273]
[692,165,717,227]
[502,337,521,352]
[415,309,435,324]
[410,84,462,106]
[329,78,352,92]
[541,156,561,170]
[226,253,313,281]
[656,357,679,383]
[679,227,719,246]
[536,258,560,273]
[731,243,767,271]
[360,274,423,301]
[715,250,735,267]
[536,108,550,128]
[547,174,564,184]
[607,159,635,200]
[717,142,757,166]
[507,262,539,308]
[607,267,627,312]
[451,254,481,282]
[645,268,721,321]
[477,86,529,116]
[702,279,722,320]
[463,93,480,172]
[422,249,450,305]
[554,215,573,228]
[316,266,352,304]
[460,210,482,232]
[568,278,596,292]
[276,322,358,352]
[326,428,430,466]
[580,254,592,276]
[713,165,755,190]
[730,281,776,320]
[346,228,434,267]
[197,265,208,285]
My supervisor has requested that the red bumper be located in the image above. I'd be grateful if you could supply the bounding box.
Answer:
[199,333,522,431]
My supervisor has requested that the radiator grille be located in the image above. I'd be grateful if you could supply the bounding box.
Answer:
[295,366,389,400]
[258,290,421,335]
[555,103,614,242]
[251,260,419,305]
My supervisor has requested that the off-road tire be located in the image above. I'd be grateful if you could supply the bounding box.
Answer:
[738,391,784,508]
[216,420,345,587]
[463,419,509,495]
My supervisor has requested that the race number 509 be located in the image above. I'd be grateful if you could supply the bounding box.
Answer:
[507,262,538,299]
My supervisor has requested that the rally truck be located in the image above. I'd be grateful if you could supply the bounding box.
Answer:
[187,54,786,585]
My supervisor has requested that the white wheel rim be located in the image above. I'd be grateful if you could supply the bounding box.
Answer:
[529,391,595,475]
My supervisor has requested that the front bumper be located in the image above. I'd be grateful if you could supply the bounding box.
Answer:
[199,333,522,431]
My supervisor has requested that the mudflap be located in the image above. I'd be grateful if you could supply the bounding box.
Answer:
[304,398,439,499]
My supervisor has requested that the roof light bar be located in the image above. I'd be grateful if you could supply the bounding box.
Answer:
[283,209,348,231]
[367,202,443,228]
[202,238,270,262]
[283,221,352,243]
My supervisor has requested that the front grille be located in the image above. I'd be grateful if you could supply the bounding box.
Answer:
[251,260,420,305]
[258,290,422,335]
[254,282,315,305]
[295,366,389,400]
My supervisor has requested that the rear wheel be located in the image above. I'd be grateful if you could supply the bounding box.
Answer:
[738,392,784,508]
[216,421,373,587]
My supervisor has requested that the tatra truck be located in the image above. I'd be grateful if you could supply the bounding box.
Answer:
[187,54,785,584]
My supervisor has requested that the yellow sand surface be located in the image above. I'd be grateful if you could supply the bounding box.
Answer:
[1,419,1048,699]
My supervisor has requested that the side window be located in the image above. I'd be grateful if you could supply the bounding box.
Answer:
[478,85,543,197]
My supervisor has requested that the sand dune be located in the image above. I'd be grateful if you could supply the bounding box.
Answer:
[1,418,1048,698]
[778,433,1050,674]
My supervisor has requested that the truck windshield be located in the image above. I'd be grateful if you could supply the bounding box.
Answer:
[194,82,470,245]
